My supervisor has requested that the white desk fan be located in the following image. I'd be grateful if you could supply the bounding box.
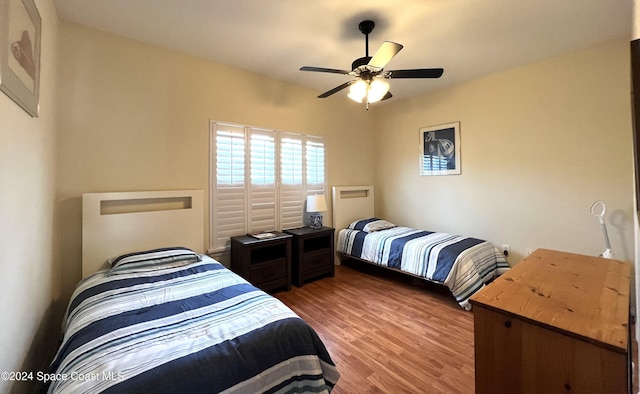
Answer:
[590,200,614,259]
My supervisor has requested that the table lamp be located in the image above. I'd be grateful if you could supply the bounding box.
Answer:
[307,195,327,228]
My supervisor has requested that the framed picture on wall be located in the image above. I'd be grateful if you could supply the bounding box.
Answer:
[0,0,41,117]
[419,122,461,176]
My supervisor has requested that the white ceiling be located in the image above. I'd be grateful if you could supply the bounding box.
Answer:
[53,0,633,103]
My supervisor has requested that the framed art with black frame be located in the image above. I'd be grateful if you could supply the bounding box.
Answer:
[419,122,461,176]
[0,0,41,117]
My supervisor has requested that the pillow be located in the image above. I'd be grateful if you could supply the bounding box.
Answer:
[363,220,397,233]
[347,218,396,232]
[109,247,201,274]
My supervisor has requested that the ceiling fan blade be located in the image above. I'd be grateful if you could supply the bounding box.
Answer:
[386,68,444,78]
[381,91,393,101]
[318,81,354,98]
[300,66,350,75]
[368,41,403,69]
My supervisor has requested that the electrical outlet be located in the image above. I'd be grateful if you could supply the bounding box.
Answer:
[525,248,533,256]
[501,244,510,256]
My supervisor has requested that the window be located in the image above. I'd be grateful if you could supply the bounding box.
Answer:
[210,121,327,252]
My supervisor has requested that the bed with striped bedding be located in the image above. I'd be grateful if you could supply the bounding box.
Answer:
[337,218,509,310]
[48,249,339,394]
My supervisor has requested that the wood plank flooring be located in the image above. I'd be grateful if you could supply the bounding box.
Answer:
[274,261,476,394]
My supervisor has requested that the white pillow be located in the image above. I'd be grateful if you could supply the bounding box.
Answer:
[363,220,396,232]
[109,247,201,274]
[347,218,396,232]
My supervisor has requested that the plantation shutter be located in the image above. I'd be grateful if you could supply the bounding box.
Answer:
[212,123,246,250]
[210,121,327,252]
[306,137,326,196]
[280,134,304,230]
[248,128,277,233]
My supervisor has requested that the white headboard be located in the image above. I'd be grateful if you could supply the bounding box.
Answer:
[331,186,375,231]
[82,190,204,278]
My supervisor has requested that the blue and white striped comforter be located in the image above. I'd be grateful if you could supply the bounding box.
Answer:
[337,226,509,309]
[48,256,339,394]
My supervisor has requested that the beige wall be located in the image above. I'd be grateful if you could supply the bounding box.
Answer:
[0,0,59,392]
[375,39,634,264]
[56,22,376,303]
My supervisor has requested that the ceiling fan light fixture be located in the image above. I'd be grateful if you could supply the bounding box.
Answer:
[347,80,368,103]
[367,79,390,103]
[347,79,389,104]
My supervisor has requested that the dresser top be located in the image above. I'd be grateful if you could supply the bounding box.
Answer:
[231,232,291,245]
[470,248,631,353]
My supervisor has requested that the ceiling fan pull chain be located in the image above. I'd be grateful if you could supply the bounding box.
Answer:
[365,85,369,110]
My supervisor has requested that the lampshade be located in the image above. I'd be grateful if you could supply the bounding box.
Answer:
[347,80,367,103]
[347,79,389,104]
[307,194,327,212]
[367,79,390,103]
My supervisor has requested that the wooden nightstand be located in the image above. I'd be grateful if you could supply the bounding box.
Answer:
[230,232,292,293]
[284,227,335,287]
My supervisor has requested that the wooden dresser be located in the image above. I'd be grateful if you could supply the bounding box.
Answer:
[469,248,631,394]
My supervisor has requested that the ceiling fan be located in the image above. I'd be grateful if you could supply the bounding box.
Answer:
[300,20,444,109]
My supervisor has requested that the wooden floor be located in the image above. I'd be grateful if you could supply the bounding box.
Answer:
[275,262,476,394]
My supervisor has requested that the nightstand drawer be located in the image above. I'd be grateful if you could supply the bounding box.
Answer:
[303,251,332,274]
[251,260,287,283]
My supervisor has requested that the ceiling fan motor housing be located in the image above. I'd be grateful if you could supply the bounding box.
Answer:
[352,56,372,71]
